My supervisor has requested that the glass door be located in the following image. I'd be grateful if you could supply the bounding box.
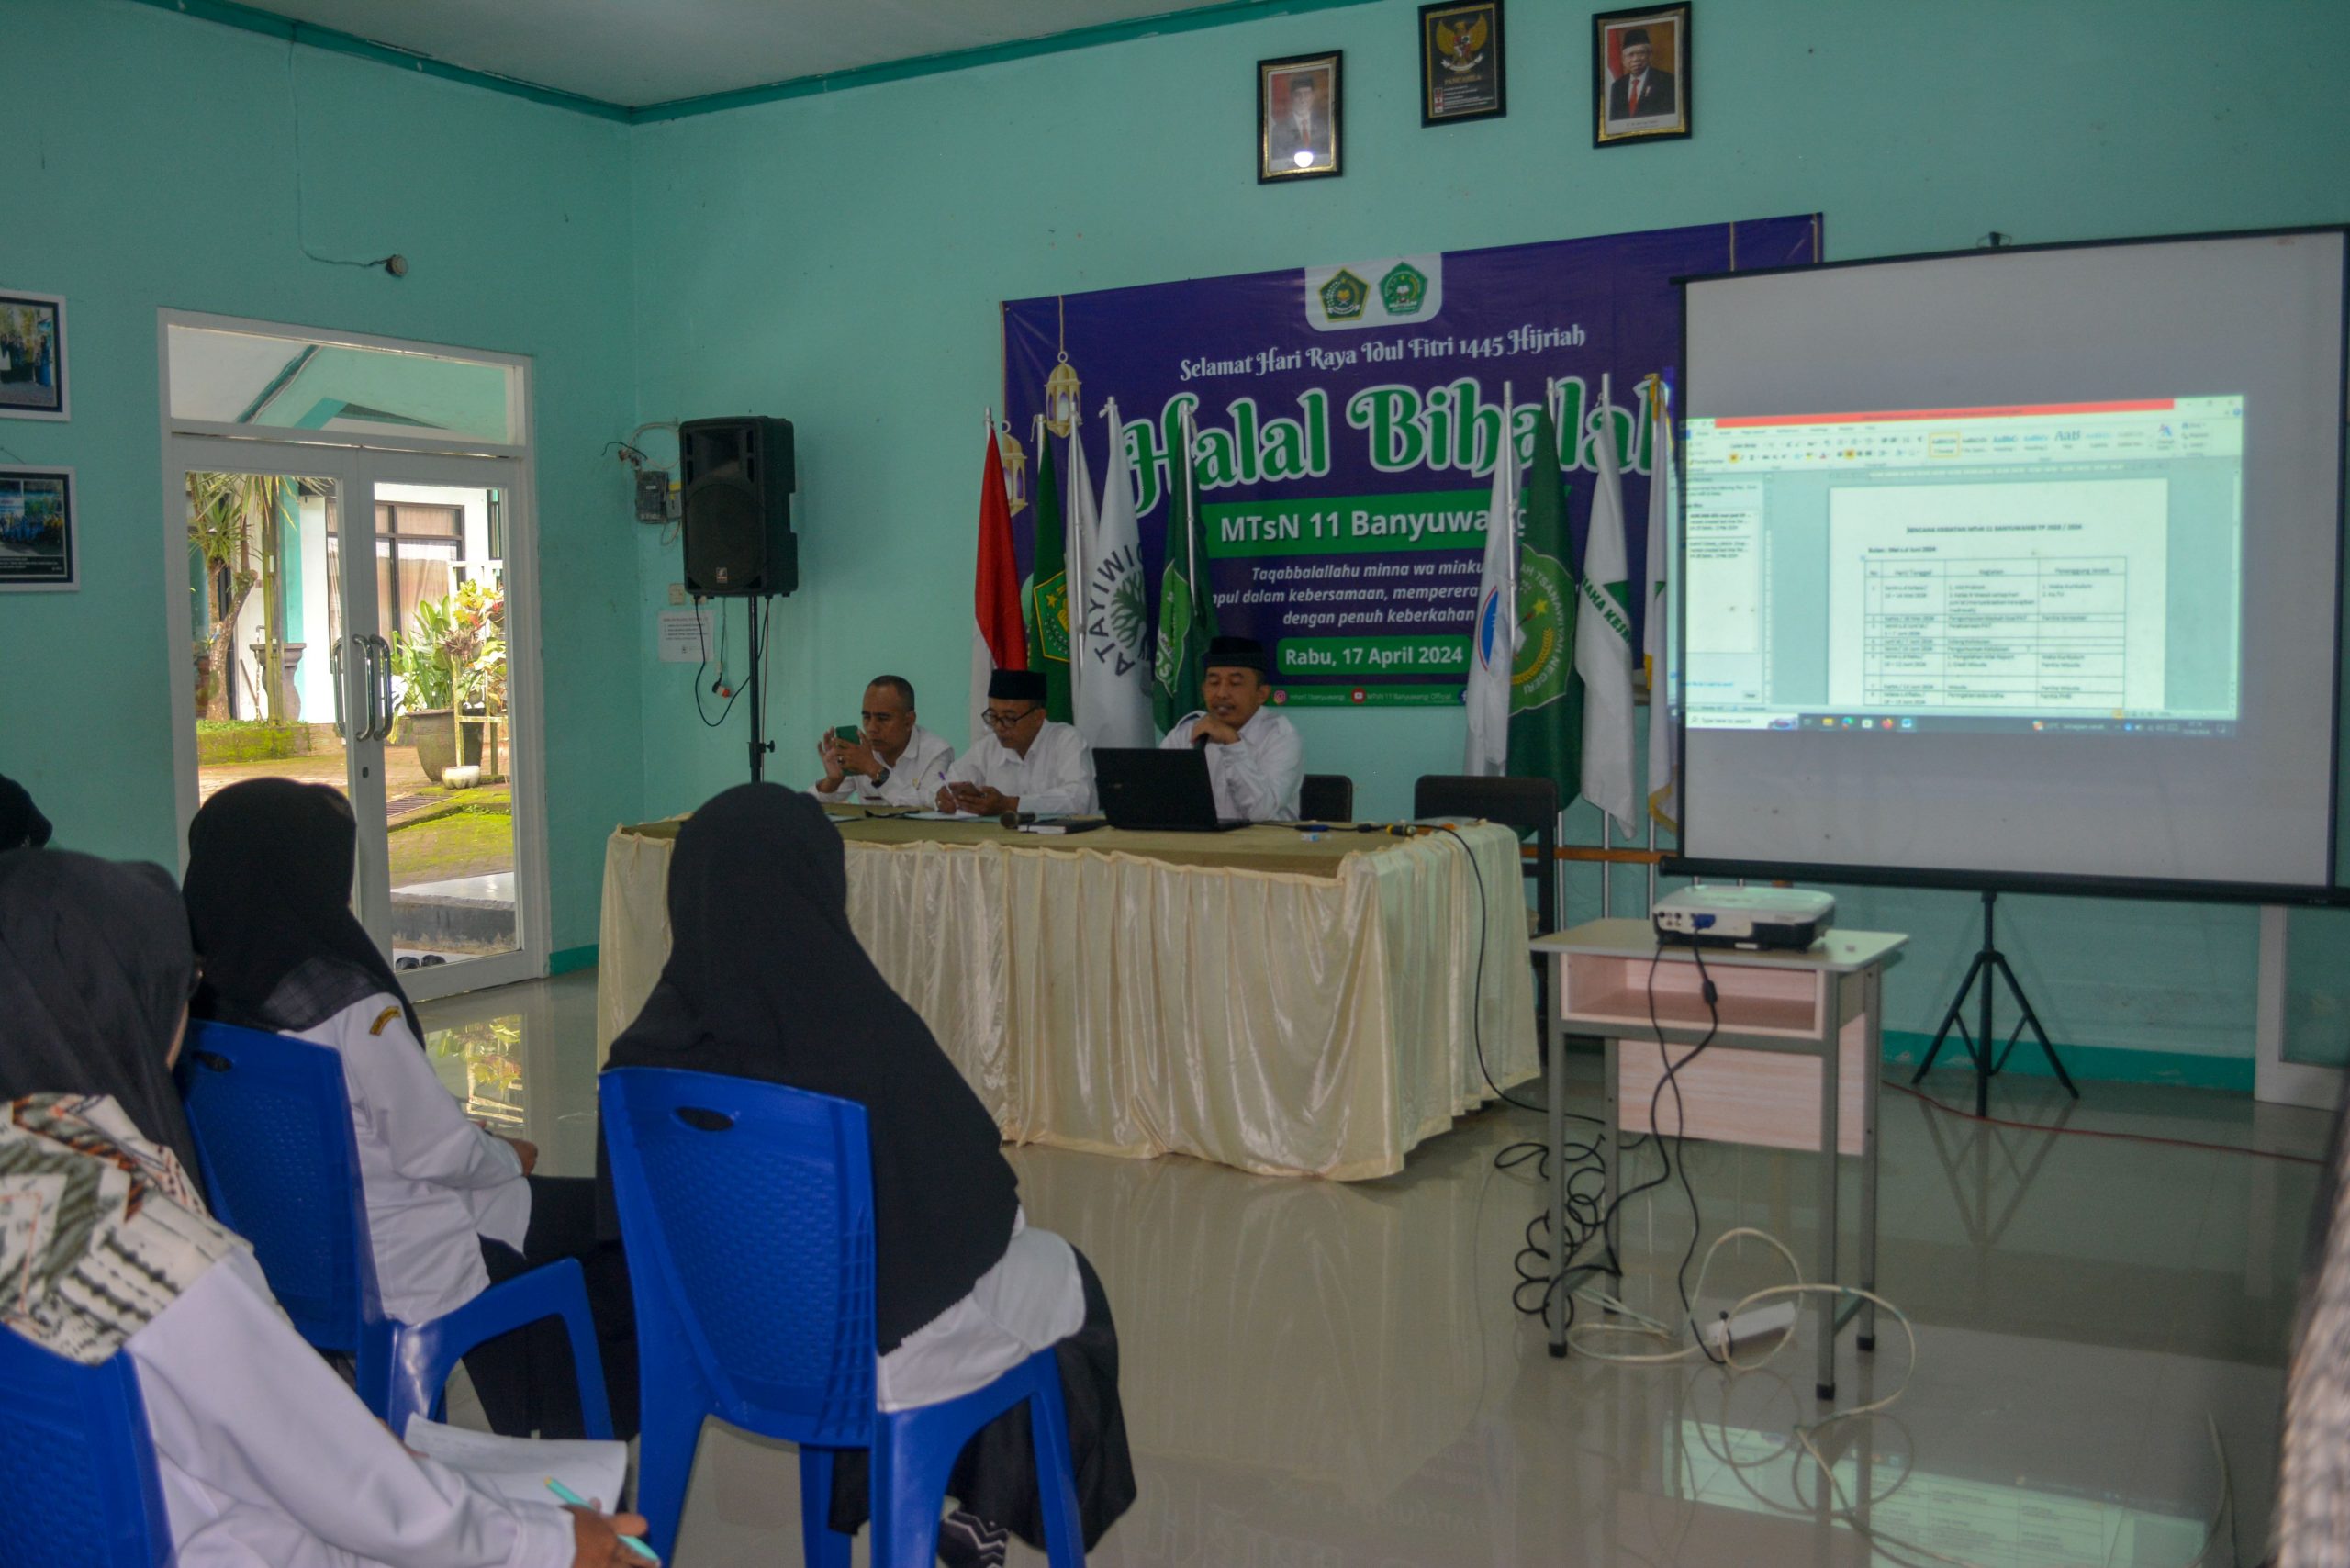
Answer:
[168,440,544,1000]
[354,450,540,1002]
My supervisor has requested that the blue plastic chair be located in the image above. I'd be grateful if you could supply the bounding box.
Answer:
[178,1019,613,1439]
[0,1328,172,1568]
[600,1067,1086,1567]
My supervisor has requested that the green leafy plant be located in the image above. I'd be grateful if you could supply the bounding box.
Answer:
[186,472,293,722]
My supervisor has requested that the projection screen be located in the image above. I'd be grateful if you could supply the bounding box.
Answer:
[1675,229,2348,897]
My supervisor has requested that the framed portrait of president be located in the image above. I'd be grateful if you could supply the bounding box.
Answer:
[1593,4,1691,147]
[1259,51,1343,183]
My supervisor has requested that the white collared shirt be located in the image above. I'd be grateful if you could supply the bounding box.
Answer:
[286,996,530,1327]
[1158,707,1304,821]
[129,1251,576,1568]
[945,720,1097,814]
[813,723,957,807]
[877,1208,1084,1412]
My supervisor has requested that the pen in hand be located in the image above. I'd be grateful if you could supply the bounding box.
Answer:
[544,1477,659,1563]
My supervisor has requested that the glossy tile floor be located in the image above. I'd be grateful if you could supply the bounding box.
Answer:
[419,974,2333,1568]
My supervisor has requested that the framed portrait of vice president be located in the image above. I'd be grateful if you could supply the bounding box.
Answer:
[1594,5,1691,147]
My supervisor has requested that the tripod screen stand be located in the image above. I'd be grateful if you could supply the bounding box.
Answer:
[1910,889,2079,1116]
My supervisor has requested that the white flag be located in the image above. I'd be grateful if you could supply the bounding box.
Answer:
[1062,418,1095,717]
[1073,399,1155,749]
[1463,387,1521,775]
[1642,378,1679,831]
[1576,377,1639,834]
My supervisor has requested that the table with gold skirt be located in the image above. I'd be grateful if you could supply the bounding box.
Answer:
[596,810,1535,1181]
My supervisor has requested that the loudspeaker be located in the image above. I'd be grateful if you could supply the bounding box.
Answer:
[680,416,797,597]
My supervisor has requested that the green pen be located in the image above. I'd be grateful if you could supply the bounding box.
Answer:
[543,1477,658,1563]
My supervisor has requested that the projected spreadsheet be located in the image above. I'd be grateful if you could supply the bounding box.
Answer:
[1684,398,2242,735]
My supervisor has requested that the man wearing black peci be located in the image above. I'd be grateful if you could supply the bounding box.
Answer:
[1157,636,1304,822]
[1607,27,1678,121]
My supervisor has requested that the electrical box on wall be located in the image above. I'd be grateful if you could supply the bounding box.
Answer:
[634,468,674,524]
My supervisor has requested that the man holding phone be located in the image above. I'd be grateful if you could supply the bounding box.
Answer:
[813,675,957,807]
[938,668,1097,816]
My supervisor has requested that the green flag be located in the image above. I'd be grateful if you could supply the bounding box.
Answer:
[1022,429,1075,721]
[1151,407,1219,733]
[1507,398,1583,789]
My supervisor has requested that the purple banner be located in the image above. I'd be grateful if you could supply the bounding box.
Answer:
[1003,217,1818,705]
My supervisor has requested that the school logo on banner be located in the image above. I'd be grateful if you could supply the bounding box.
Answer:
[1318,269,1370,322]
[1381,263,1429,316]
[1304,254,1446,332]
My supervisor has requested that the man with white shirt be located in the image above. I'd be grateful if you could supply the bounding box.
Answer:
[1606,26,1678,121]
[1158,636,1304,821]
[814,674,956,807]
[941,668,1098,815]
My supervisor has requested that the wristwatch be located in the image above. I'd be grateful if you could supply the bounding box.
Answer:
[871,766,892,790]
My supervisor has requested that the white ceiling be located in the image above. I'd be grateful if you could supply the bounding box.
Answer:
[244,0,1250,109]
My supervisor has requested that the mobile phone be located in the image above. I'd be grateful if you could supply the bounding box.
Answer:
[833,724,861,745]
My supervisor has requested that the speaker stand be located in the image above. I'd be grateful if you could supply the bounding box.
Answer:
[746,596,776,782]
[1908,889,2080,1117]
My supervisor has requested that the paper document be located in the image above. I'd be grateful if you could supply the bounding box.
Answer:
[402,1416,630,1514]
[906,810,987,821]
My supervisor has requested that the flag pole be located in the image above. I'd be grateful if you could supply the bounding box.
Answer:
[1596,374,1613,918]
[1502,380,1516,644]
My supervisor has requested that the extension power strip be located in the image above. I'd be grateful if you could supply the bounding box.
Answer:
[1702,1301,1797,1357]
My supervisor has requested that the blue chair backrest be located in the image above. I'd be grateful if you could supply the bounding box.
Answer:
[600,1068,877,1445]
[0,1327,172,1568]
[178,1019,382,1350]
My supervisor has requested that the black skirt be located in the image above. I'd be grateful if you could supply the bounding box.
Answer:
[827,1247,1137,1551]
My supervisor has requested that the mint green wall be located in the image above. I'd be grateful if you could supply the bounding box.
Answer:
[625,0,2350,1062]
[6,0,2347,1070]
[0,0,642,948]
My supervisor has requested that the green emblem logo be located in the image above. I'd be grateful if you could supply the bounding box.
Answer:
[1380,263,1428,316]
[1110,572,1148,655]
[1511,549,1574,709]
[1154,578,1194,689]
[1035,573,1071,663]
[1318,269,1369,320]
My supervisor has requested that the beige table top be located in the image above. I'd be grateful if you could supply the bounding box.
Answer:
[1532,917,1908,972]
[615,807,1439,879]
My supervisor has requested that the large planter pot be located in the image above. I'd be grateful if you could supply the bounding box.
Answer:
[398,709,483,785]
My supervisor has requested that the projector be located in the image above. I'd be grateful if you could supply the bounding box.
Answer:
[1652,887,1835,951]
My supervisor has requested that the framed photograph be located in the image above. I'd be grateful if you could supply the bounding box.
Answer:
[1421,2,1505,125]
[0,468,75,590]
[0,290,67,420]
[1259,50,1343,183]
[1594,4,1691,147]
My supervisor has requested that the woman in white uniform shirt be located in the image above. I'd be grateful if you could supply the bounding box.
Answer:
[0,847,651,1567]
[185,780,636,1440]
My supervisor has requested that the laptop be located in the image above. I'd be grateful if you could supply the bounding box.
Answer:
[1093,747,1249,833]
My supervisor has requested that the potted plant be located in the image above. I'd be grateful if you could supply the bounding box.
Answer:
[394,579,505,784]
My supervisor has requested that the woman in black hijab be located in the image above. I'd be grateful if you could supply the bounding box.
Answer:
[0,772,54,854]
[605,783,1135,1568]
[0,847,652,1566]
[0,848,197,1170]
[184,778,422,1042]
[185,778,637,1442]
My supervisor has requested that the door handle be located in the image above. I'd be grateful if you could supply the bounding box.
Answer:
[329,636,349,739]
[366,634,397,742]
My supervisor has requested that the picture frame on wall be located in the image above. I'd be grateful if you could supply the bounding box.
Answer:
[0,468,76,591]
[1420,1,1505,126]
[1259,50,1343,183]
[0,290,68,420]
[1593,4,1691,147]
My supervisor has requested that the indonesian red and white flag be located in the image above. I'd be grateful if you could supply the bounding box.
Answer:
[968,412,1029,740]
